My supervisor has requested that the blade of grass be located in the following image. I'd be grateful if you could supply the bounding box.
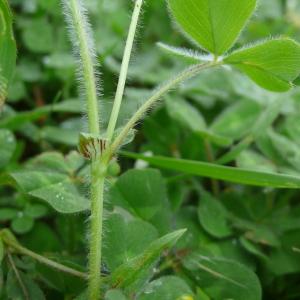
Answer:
[121,151,300,188]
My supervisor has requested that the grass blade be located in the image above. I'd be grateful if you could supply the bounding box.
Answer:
[122,151,300,188]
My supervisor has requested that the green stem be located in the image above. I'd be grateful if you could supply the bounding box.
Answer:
[3,237,88,280]
[106,0,143,143]
[69,0,100,135]
[88,164,105,299]
[62,1,104,298]
[108,61,221,156]
[7,252,30,300]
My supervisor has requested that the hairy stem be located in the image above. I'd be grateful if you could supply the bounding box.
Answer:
[67,0,100,135]
[108,61,222,156]
[3,237,88,280]
[88,165,105,299]
[61,1,104,298]
[106,0,143,142]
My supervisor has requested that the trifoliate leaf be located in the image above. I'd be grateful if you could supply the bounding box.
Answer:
[225,38,300,92]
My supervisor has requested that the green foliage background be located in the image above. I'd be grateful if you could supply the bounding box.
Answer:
[1,0,300,299]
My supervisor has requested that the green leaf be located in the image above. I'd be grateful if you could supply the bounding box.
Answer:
[268,130,300,171]
[0,208,18,221]
[22,223,61,253]
[24,204,48,219]
[29,181,88,214]
[0,109,48,130]
[267,248,300,275]
[122,152,300,188]
[255,132,286,165]
[109,229,186,292]
[0,99,83,130]
[44,53,75,69]
[233,218,280,247]
[6,269,46,300]
[0,129,16,169]
[11,171,67,192]
[11,215,34,234]
[74,290,88,300]
[284,114,300,147]
[240,237,268,260]
[25,151,84,174]
[10,171,89,213]
[198,191,232,238]
[40,126,79,146]
[210,100,262,140]
[217,136,253,165]
[166,96,231,146]
[105,290,128,300]
[109,168,171,234]
[34,254,85,294]
[22,17,54,53]
[251,98,283,138]
[266,230,300,275]
[196,287,210,300]
[142,109,179,155]
[218,97,282,165]
[175,207,209,250]
[110,169,167,220]
[184,253,262,300]
[168,0,256,55]
[166,96,206,132]
[225,38,300,92]
[0,0,17,105]
[203,239,255,270]
[236,150,277,173]
[139,276,194,300]
[103,213,158,271]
